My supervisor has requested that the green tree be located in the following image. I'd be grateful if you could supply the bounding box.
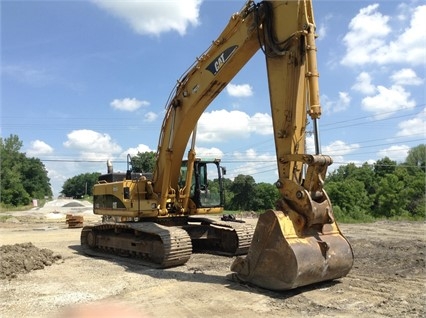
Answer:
[401,145,426,218]
[405,169,426,218]
[229,174,256,211]
[1,168,31,206]
[373,172,407,218]
[222,177,234,209]
[390,165,424,218]
[61,172,101,198]
[1,136,28,205]
[1,134,52,206]
[327,163,359,183]
[251,182,280,211]
[325,146,425,220]
[21,157,52,199]
[325,179,372,220]
[1,134,22,153]
[131,151,156,173]
[374,157,397,178]
[405,144,425,172]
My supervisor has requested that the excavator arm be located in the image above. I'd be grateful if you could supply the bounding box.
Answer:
[263,0,339,229]
[228,0,353,290]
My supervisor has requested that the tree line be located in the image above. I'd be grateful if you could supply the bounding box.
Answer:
[325,146,425,221]
[1,134,424,221]
[116,148,425,220]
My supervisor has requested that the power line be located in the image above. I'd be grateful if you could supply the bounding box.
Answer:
[218,135,424,159]
[40,158,127,164]
[38,138,423,165]
[2,103,424,132]
[321,103,425,128]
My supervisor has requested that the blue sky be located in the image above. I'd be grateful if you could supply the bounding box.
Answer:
[2,0,425,196]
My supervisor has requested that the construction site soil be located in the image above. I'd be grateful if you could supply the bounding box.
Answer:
[0,207,424,318]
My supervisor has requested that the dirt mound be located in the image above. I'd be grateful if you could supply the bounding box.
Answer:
[0,242,62,280]
[62,202,85,208]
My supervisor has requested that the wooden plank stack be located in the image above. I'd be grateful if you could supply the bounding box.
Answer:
[65,214,84,228]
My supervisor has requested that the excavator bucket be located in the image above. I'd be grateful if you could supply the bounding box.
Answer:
[230,210,354,291]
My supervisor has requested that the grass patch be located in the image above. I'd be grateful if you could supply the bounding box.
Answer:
[0,214,13,222]
[0,204,32,213]
[0,199,50,213]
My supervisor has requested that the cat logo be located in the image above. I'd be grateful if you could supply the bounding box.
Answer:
[206,45,238,75]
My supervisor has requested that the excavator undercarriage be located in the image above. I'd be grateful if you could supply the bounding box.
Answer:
[81,222,192,268]
[81,217,254,268]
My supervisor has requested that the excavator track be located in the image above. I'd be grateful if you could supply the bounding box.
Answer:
[183,217,255,256]
[80,222,192,268]
[210,219,254,255]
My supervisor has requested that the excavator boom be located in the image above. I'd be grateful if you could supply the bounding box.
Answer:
[152,1,263,213]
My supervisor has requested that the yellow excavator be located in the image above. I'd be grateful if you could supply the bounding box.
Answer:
[81,0,354,290]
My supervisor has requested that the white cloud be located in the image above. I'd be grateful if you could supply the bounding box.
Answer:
[27,140,54,157]
[144,111,158,122]
[341,4,426,66]
[393,5,426,64]
[351,70,421,119]
[396,3,411,22]
[230,149,276,180]
[195,146,223,159]
[250,113,273,135]
[338,92,351,110]
[306,135,316,154]
[122,144,153,157]
[45,166,68,195]
[91,0,201,36]
[110,98,149,112]
[2,64,54,86]
[390,68,423,86]
[352,72,376,95]
[323,140,360,156]
[317,14,332,41]
[377,145,410,162]
[306,138,361,172]
[226,83,253,97]
[361,85,415,118]
[322,91,351,113]
[322,140,360,166]
[341,4,390,66]
[47,159,109,197]
[316,22,327,41]
[396,107,426,138]
[197,109,272,142]
[63,129,122,160]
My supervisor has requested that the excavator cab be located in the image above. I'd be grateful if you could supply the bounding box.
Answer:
[180,159,225,209]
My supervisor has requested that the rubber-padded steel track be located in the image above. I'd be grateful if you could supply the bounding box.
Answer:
[211,220,254,255]
[185,217,255,256]
[81,222,192,268]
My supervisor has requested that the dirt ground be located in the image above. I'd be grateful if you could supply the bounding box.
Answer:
[0,208,424,318]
